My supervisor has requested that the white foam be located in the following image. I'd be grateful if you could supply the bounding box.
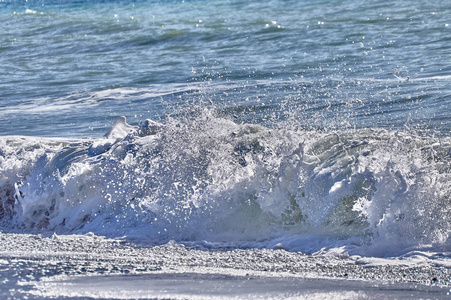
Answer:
[104,116,138,140]
[0,113,450,256]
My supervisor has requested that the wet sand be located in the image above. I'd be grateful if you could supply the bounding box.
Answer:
[1,233,450,299]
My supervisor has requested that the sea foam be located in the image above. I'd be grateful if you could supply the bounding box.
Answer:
[0,111,450,256]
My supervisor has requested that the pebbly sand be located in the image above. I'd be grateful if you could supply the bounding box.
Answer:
[0,233,450,299]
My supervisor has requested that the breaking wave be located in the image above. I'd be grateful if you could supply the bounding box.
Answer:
[1,110,450,256]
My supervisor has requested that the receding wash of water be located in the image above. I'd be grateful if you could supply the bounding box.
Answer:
[0,0,450,299]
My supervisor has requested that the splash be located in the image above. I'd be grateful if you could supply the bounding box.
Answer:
[0,111,450,255]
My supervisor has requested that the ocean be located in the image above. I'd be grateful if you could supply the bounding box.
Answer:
[1,0,451,298]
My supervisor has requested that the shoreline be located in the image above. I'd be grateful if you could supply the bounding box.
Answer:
[1,233,450,299]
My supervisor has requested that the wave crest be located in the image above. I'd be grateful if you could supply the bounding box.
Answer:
[1,111,450,255]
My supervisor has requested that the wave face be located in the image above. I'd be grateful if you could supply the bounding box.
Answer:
[1,113,450,256]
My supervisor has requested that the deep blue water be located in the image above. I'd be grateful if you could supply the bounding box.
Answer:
[0,0,450,137]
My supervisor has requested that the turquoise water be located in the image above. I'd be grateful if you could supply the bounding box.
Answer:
[1,0,450,137]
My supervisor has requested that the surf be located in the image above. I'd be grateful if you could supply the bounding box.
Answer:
[1,110,450,256]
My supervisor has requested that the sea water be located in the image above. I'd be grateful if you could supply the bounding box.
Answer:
[0,0,451,291]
